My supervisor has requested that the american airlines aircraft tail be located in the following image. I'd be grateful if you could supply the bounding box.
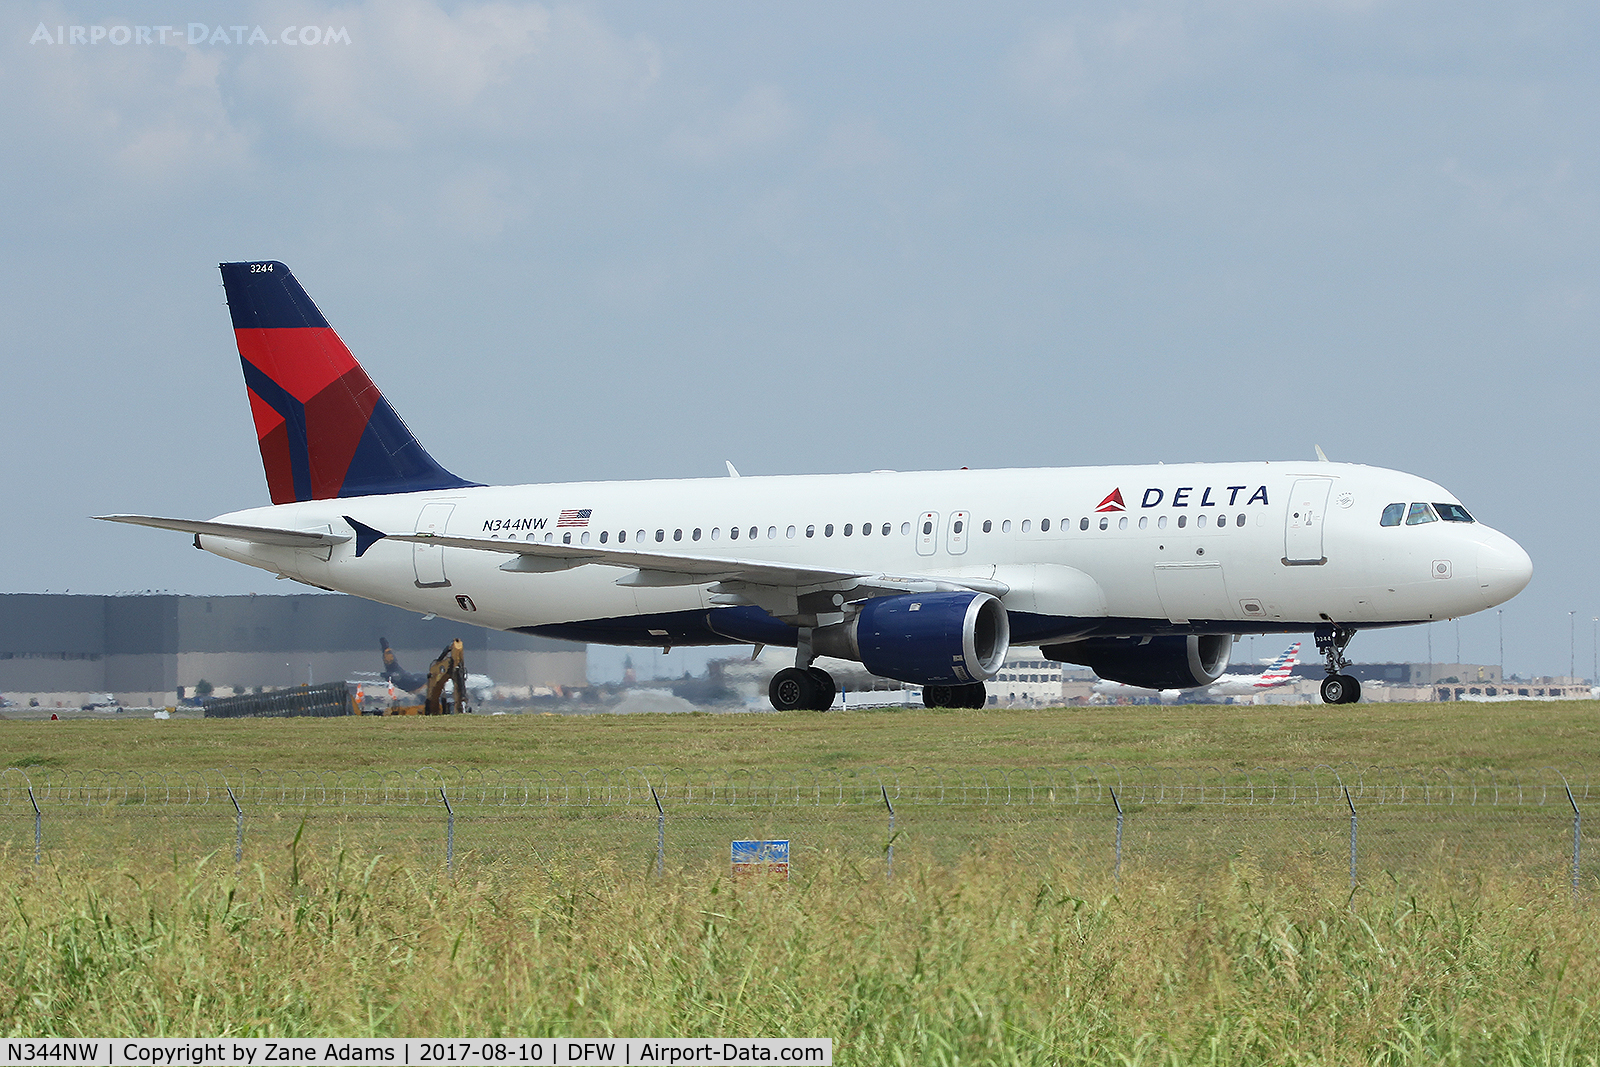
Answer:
[100,262,1535,711]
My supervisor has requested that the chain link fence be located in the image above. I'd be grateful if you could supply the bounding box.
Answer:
[1,765,1592,891]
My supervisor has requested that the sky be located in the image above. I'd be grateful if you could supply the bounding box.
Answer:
[3,1,1596,683]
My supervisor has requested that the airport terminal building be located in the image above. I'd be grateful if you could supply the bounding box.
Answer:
[0,593,586,708]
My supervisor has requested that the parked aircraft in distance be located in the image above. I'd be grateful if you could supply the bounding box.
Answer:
[100,262,1533,710]
[1094,640,1301,703]
[378,638,492,701]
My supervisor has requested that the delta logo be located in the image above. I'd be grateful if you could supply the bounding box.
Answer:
[1098,485,1272,510]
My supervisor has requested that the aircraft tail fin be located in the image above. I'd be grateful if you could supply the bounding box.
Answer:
[380,637,401,680]
[1257,642,1301,686]
[219,261,477,504]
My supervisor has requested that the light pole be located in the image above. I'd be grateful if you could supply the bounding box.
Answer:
[1569,611,1576,684]
[1497,610,1504,680]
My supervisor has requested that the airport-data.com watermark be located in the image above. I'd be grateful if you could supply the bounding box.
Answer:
[30,23,351,47]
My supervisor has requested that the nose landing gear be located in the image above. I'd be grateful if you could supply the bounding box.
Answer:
[1316,624,1361,704]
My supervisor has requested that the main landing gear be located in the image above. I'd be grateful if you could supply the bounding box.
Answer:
[922,683,987,709]
[768,666,837,711]
[1316,625,1361,705]
[768,627,838,711]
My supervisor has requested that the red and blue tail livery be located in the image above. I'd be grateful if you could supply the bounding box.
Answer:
[219,261,476,504]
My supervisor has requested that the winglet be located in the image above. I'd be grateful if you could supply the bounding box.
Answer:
[1314,444,1330,462]
[343,516,387,558]
[725,460,741,478]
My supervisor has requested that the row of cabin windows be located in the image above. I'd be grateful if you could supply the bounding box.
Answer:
[981,513,1251,533]
[510,522,919,546]
[497,511,1254,546]
[1379,502,1476,527]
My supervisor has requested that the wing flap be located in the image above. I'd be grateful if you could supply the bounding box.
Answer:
[375,529,1008,598]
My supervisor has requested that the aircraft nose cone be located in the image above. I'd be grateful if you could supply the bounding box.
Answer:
[1477,533,1533,608]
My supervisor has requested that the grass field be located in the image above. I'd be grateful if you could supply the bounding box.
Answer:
[2,701,1598,1059]
[3,698,1597,776]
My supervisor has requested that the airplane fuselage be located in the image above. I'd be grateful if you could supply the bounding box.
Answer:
[198,460,1530,650]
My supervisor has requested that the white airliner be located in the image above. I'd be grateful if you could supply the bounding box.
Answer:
[1093,641,1300,703]
[100,262,1533,711]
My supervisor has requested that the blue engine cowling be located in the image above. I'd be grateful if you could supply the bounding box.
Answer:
[1042,634,1232,689]
[854,591,1010,686]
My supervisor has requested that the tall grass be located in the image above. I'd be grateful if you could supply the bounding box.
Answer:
[2,840,1596,1064]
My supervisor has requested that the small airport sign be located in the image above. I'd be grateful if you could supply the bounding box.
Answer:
[731,839,789,879]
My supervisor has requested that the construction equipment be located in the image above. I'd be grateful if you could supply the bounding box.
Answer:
[371,639,470,715]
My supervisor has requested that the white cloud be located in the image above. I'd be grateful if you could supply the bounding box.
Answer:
[668,84,798,164]
[236,0,662,150]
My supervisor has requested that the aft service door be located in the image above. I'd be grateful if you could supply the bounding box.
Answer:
[1283,478,1332,565]
[413,502,455,587]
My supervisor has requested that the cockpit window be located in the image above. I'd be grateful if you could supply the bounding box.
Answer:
[1405,502,1438,525]
[1380,503,1404,527]
[1433,502,1474,523]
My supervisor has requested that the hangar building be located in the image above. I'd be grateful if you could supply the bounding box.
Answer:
[0,593,585,707]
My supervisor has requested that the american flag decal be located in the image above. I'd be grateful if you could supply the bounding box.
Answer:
[557,508,592,527]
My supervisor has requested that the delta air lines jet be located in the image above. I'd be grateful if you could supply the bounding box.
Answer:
[100,263,1533,710]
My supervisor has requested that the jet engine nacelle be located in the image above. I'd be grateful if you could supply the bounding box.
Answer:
[818,591,1010,686]
[1043,634,1233,690]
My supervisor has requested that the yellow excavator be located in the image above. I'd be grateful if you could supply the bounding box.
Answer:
[371,639,470,716]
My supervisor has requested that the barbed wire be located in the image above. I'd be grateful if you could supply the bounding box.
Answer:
[0,765,1591,811]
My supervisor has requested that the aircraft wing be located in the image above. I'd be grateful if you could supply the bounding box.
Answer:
[362,521,1007,620]
[96,514,351,548]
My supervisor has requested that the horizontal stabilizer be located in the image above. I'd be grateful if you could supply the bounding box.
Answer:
[95,514,351,548]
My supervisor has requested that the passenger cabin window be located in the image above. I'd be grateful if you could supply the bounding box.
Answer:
[1040,518,1049,531]
[862,522,871,536]
[844,524,853,536]
[806,525,815,537]
[1021,520,1031,533]
[693,528,702,541]
[749,527,757,539]
[882,523,891,536]
[656,529,665,542]
[730,527,740,539]
[1079,517,1089,531]
[1434,503,1474,523]
[787,525,796,538]
[600,531,609,543]
[983,520,992,533]
[1380,503,1404,527]
[1177,515,1187,528]
[673,529,682,541]
[1405,502,1438,525]
[826,524,835,537]
[1098,517,1108,531]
